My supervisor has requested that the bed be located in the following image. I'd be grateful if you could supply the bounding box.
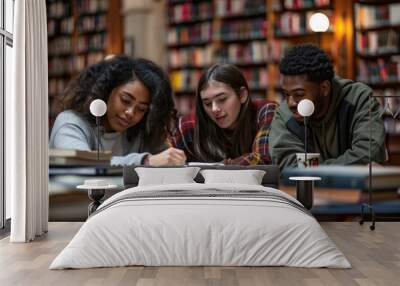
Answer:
[50,165,350,269]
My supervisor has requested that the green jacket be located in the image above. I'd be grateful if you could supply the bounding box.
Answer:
[269,76,386,170]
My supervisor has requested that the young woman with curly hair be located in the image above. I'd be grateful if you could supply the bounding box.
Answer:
[50,55,186,166]
[170,63,277,165]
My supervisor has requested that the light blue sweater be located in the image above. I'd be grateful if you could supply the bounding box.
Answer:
[49,110,151,166]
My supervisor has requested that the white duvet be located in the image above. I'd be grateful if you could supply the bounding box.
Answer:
[50,183,351,269]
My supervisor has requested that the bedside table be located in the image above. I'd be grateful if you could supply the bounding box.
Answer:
[289,176,321,210]
[77,179,117,216]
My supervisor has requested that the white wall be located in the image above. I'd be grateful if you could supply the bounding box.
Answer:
[122,0,167,67]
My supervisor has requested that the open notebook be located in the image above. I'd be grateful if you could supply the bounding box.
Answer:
[188,162,224,166]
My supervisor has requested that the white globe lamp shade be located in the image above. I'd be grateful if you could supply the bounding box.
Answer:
[90,99,107,117]
[297,99,315,117]
[309,12,330,33]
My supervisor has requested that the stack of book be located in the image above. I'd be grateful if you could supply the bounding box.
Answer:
[49,149,112,166]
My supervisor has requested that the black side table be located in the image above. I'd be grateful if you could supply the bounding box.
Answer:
[77,180,117,216]
[289,176,321,210]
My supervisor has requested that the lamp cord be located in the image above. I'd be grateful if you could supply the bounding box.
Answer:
[304,116,308,167]
[96,116,100,161]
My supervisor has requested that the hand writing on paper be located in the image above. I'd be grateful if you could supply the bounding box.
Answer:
[145,147,186,166]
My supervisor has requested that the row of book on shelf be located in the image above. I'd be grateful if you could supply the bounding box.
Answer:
[167,0,330,20]
[49,34,106,57]
[48,11,106,38]
[213,41,268,65]
[167,17,268,46]
[168,0,266,23]
[48,17,74,37]
[48,52,105,79]
[168,40,291,68]
[169,46,213,68]
[76,14,107,33]
[219,19,267,41]
[76,0,108,14]
[48,15,107,38]
[170,4,336,39]
[48,37,72,56]
[273,0,330,11]
[274,10,332,37]
[356,29,399,56]
[76,34,107,53]
[215,0,266,17]
[167,22,212,45]
[355,3,400,30]
[170,67,269,94]
[47,0,108,19]
[357,57,400,85]
[47,1,71,19]
[168,1,212,24]
[169,41,269,68]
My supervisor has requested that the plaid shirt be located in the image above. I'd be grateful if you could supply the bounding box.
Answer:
[169,99,277,165]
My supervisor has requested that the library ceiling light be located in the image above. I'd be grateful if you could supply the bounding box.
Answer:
[309,12,330,33]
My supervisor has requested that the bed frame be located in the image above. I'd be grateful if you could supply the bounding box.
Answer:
[123,165,280,189]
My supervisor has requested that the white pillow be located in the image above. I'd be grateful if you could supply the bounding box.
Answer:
[200,169,266,185]
[135,167,200,186]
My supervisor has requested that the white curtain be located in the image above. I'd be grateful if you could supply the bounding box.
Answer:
[7,0,48,242]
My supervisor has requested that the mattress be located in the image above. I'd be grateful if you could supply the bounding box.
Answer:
[50,183,351,269]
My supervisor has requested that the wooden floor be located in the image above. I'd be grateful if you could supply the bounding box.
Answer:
[0,222,399,286]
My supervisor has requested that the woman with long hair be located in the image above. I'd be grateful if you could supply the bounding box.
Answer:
[50,55,186,166]
[170,63,277,165]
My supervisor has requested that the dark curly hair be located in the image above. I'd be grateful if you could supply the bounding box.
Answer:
[279,43,334,83]
[62,55,175,151]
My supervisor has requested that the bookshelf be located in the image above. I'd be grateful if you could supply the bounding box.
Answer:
[167,0,214,114]
[167,0,347,115]
[270,0,336,101]
[215,0,269,100]
[167,0,270,114]
[47,0,123,128]
[353,0,400,164]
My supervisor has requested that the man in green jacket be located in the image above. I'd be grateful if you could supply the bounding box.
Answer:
[269,44,386,170]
